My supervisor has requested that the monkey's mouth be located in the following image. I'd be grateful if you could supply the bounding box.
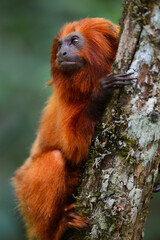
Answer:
[60,61,78,65]
[57,60,85,73]
[58,60,82,66]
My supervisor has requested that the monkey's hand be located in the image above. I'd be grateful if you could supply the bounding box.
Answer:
[85,72,137,122]
[100,72,137,89]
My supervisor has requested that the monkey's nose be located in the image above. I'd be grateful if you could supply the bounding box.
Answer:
[62,51,67,56]
[56,49,68,61]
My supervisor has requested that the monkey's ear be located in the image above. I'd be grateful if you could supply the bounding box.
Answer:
[47,78,54,86]
[104,23,120,42]
[104,25,120,53]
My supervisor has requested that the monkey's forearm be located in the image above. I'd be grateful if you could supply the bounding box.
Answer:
[86,89,112,121]
[86,73,135,121]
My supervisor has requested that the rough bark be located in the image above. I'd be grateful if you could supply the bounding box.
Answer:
[65,1,160,239]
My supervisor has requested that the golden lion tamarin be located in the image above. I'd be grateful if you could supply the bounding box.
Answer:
[13,18,134,240]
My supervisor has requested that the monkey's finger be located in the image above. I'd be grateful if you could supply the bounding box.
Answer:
[105,75,137,83]
[105,72,135,81]
[104,73,114,79]
[68,220,88,228]
[68,212,77,218]
[102,72,137,82]
[114,72,135,78]
[103,81,133,88]
[112,76,137,81]
[68,212,88,223]
[153,177,160,192]
[101,78,136,87]
[153,185,160,192]
[67,215,88,228]
[64,203,77,212]
[101,76,137,87]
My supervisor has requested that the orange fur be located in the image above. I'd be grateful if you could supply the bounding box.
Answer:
[13,18,119,239]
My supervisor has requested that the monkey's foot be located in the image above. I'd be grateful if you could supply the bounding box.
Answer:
[64,203,88,228]
[153,164,160,193]
[67,212,88,228]
[101,72,137,89]
[153,177,160,192]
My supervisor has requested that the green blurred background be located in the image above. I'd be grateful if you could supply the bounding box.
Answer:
[0,0,160,239]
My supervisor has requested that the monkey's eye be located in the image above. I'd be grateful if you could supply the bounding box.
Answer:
[58,41,62,50]
[71,37,79,45]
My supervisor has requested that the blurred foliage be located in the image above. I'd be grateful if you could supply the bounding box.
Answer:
[0,0,159,239]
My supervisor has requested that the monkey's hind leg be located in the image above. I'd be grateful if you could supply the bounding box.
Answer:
[13,150,67,240]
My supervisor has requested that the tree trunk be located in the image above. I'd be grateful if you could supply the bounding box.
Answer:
[65,0,160,239]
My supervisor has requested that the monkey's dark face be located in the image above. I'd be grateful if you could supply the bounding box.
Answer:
[56,32,86,73]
